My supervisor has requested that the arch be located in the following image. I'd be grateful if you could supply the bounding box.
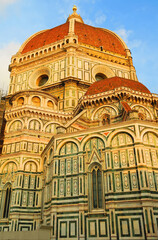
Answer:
[84,137,105,152]
[141,130,158,145]
[17,97,24,106]
[7,119,24,133]
[59,141,78,155]
[81,134,106,151]
[32,96,41,107]
[140,129,158,142]
[56,139,80,155]
[88,160,102,171]
[107,129,135,148]
[131,104,153,120]
[110,132,134,148]
[28,119,42,131]
[44,122,64,134]
[23,159,39,172]
[43,121,64,132]
[92,105,118,120]
[27,118,43,131]
[1,161,18,174]
[24,161,38,172]
[47,100,54,108]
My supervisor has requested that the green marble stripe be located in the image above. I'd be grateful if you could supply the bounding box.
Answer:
[140,171,144,187]
[112,173,115,192]
[10,188,41,192]
[111,211,114,234]
[153,171,157,190]
[150,209,155,233]
[57,216,79,219]
[144,171,148,187]
[9,210,41,213]
[145,209,150,233]
[105,189,158,196]
[81,212,83,235]
[105,196,158,201]
[120,172,123,191]
[116,212,143,217]
[44,200,88,208]
[10,206,41,209]
[116,207,143,211]
[103,165,158,173]
[128,171,132,190]
[53,215,55,235]
[46,195,88,202]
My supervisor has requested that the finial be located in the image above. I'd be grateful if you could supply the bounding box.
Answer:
[73,5,77,13]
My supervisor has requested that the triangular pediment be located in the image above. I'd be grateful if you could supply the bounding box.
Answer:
[88,147,101,164]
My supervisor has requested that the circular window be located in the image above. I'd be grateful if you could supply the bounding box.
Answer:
[36,74,48,87]
[29,67,50,89]
[95,73,107,81]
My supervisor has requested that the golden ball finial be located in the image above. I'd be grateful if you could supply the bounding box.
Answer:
[73,5,77,13]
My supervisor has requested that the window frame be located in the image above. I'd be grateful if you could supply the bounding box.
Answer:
[88,163,105,212]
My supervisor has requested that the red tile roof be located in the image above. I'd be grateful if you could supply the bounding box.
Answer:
[75,22,126,56]
[21,21,126,55]
[85,77,151,96]
[21,22,69,54]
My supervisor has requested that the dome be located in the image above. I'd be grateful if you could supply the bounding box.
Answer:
[20,13,126,56]
[85,76,151,96]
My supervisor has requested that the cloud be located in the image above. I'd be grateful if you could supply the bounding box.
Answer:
[84,18,94,26]
[0,42,21,93]
[115,28,132,44]
[115,28,142,51]
[0,0,18,6]
[128,39,142,49]
[95,14,106,25]
[0,0,19,12]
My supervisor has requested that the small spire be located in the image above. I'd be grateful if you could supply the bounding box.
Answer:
[73,5,77,13]
[66,5,84,23]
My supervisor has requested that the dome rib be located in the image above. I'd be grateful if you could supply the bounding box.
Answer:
[21,22,69,54]
[20,21,127,55]
[75,22,126,56]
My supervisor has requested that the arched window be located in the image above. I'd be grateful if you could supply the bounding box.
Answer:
[24,161,37,172]
[9,120,22,132]
[29,120,41,131]
[17,97,24,106]
[91,165,103,209]
[47,100,54,108]
[3,185,12,218]
[32,96,41,107]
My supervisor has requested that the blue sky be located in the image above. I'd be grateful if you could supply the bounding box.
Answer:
[0,0,158,94]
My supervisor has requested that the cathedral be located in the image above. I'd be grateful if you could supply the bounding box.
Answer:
[0,6,158,240]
